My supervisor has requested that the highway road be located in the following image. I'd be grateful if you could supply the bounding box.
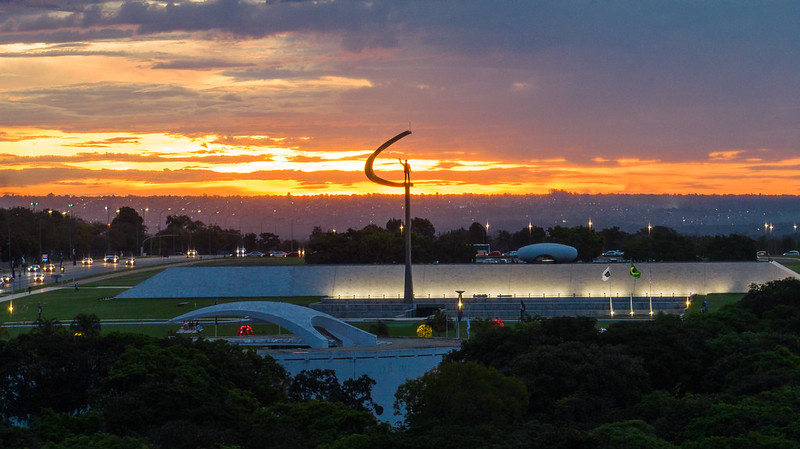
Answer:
[1,254,218,294]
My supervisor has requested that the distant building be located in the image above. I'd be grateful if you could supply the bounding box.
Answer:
[517,243,578,263]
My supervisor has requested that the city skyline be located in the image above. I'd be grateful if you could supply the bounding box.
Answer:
[2,1,800,196]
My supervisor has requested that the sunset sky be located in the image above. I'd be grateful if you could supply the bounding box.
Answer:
[1,0,799,197]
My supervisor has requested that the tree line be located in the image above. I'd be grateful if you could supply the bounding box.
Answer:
[307,220,770,264]
[0,206,298,264]
[0,205,785,265]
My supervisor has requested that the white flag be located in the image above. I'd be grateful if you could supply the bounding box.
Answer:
[601,266,611,282]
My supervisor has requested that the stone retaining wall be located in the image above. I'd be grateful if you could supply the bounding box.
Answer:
[117,261,795,299]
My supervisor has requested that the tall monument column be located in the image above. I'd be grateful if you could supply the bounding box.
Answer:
[365,131,414,303]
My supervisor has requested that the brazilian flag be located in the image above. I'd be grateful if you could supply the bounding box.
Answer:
[630,264,641,278]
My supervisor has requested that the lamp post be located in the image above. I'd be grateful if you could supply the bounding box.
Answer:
[65,203,75,265]
[105,206,111,253]
[30,202,40,261]
[207,210,218,256]
[456,290,464,338]
[528,220,532,244]
[139,207,148,256]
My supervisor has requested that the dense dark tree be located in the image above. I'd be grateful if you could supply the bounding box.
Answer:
[589,420,675,449]
[468,221,487,244]
[108,207,145,254]
[546,225,604,262]
[386,217,402,232]
[623,226,696,261]
[433,228,476,263]
[251,401,382,449]
[411,217,435,238]
[242,232,257,251]
[289,369,381,415]
[737,277,800,319]
[70,313,101,338]
[493,229,513,253]
[395,361,528,429]
[510,342,649,421]
[510,224,547,249]
[601,314,716,394]
[258,232,280,251]
[599,226,628,251]
[699,234,756,261]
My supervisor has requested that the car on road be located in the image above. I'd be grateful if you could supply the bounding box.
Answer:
[1,274,12,284]
[603,250,624,257]
[236,247,247,257]
[270,251,287,258]
[247,251,263,257]
[32,272,45,282]
[757,250,768,257]
[104,254,119,263]
[125,257,135,266]
[81,257,93,265]
[43,263,56,272]
[784,250,800,256]
[187,249,198,258]
[28,264,41,272]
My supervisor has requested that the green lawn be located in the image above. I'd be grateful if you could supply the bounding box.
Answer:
[1,256,752,340]
[687,293,744,314]
[778,260,800,274]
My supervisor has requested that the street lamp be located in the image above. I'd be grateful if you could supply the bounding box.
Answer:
[105,206,111,253]
[528,220,532,244]
[64,203,75,265]
[456,290,464,338]
[139,208,149,256]
[588,218,593,230]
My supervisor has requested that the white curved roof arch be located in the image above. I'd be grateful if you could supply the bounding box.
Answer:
[168,301,377,349]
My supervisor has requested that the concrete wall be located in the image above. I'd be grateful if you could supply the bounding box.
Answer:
[117,261,796,299]
[266,341,459,424]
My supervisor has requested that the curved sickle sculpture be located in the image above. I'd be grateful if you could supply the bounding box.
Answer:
[364,130,412,187]
[364,130,415,303]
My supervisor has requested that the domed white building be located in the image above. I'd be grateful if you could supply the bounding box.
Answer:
[517,243,578,263]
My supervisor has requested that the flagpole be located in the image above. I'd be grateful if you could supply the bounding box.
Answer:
[648,266,654,317]
[602,266,614,317]
[630,277,636,316]
[629,263,642,316]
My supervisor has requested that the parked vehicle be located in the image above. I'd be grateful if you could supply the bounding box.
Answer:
[603,250,624,257]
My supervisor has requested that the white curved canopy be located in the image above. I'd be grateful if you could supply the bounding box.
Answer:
[169,301,378,348]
